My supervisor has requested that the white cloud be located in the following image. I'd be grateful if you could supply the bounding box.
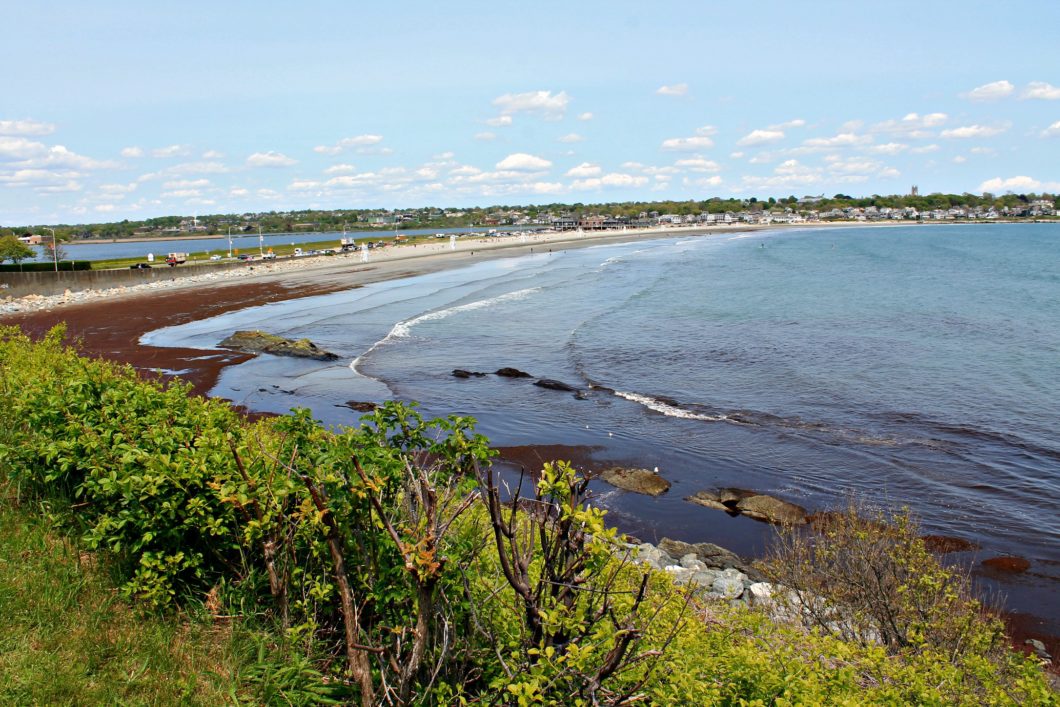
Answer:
[871,112,947,137]
[869,142,908,155]
[99,182,137,194]
[910,144,940,154]
[229,187,250,197]
[978,175,1060,193]
[656,83,688,97]
[1041,120,1060,138]
[449,165,481,176]
[486,115,513,127]
[121,146,144,158]
[496,153,552,171]
[661,135,714,151]
[801,132,872,149]
[578,112,593,121]
[492,90,570,119]
[0,119,56,136]
[565,162,601,177]
[474,131,496,141]
[674,157,721,172]
[161,189,201,198]
[0,136,116,171]
[162,178,210,189]
[324,163,356,174]
[729,151,744,159]
[558,133,584,143]
[688,175,723,188]
[151,144,190,158]
[571,172,648,190]
[1021,81,1060,100]
[313,134,385,154]
[246,151,297,167]
[952,155,967,164]
[202,149,224,159]
[601,172,648,187]
[737,129,784,146]
[772,119,806,129]
[964,80,1015,101]
[940,124,1007,139]
[289,179,321,191]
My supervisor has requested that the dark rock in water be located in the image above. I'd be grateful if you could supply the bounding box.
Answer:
[922,534,980,554]
[343,401,379,413]
[687,489,807,525]
[658,538,744,571]
[452,369,487,378]
[717,488,757,506]
[598,467,671,496]
[735,494,808,526]
[534,378,577,392]
[574,390,590,400]
[219,330,339,361]
[589,383,616,394]
[982,556,1031,573]
[495,367,532,378]
[685,491,738,514]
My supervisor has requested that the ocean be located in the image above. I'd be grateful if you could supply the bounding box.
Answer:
[142,223,1060,629]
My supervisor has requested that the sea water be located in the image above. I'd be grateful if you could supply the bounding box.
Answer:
[143,223,1060,626]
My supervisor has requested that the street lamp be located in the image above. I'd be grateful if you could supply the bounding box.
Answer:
[45,227,57,272]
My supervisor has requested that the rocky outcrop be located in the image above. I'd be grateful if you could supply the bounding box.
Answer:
[219,330,338,361]
[495,367,533,378]
[342,401,379,412]
[629,538,758,603]
[686,488,807,525]
[598,467,671,496]
[736,495,807,525]
[534,378,577,392]
[657,538,751,574]
[452,369,487,378]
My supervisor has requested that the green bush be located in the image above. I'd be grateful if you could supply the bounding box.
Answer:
[0,324,1054,705]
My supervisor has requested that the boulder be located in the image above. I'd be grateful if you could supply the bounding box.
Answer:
[452,369,487,378]
[219,330,338,361]
[747,582,775,607]
[657,538,744,570]
[495,367,532,378]
[534,378,577,392]
[685,491,737,513]
[598,467,671,496]
[343,401,379,412]
[711,576,745,600]
[736,494,808,525]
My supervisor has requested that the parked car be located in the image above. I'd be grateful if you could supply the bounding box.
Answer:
[209,254,222,261]
[130,262,151,269]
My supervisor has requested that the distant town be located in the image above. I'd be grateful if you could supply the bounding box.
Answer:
[6,190,1057,244]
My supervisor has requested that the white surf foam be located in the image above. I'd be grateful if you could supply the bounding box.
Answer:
[349,287,542,374]
[614,391,727,421]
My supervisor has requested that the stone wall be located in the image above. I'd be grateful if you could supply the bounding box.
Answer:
[0,261,249,299]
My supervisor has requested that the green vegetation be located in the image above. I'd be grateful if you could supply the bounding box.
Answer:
[0,235,34,266]
[0,325,1054,705]
[0,502,244,703]
[3,189,1056,244]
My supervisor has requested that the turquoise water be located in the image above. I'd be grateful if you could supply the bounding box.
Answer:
[144,223,1060,626]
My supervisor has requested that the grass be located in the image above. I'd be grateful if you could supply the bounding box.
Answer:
[0,499,246,705]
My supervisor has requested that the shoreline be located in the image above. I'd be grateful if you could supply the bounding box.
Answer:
[2,220,1057,659]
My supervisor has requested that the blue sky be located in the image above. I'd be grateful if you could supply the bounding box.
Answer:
[3,0,1059,225]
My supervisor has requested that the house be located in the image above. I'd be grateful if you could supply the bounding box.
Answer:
[18,234,42,245]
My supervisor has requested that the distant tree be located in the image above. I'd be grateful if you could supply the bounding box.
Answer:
[0,235,35,266]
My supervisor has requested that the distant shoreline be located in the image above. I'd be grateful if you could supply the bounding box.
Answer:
[57,217,1056,248]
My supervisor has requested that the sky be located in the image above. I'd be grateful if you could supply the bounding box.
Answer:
[2,0,1059,225]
